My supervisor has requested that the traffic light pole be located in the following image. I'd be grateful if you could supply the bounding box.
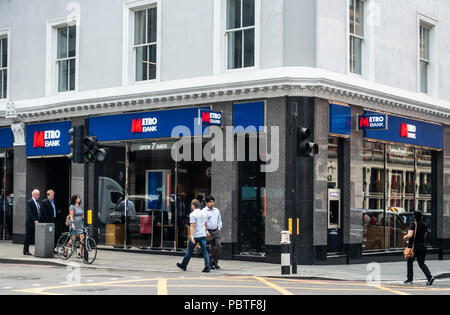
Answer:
[290,102,298,274]
[83,118,97,242]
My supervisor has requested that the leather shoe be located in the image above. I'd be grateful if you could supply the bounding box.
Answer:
[23,252,32,256]
[426,277,436,286]
[403,280,413,284]
[176,263,186,271]
[213,264,221,270]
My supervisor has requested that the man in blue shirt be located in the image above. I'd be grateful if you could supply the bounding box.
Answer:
[177,199,211,273]
[203,196,223,270]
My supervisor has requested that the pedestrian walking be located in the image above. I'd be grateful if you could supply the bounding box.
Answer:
[403,210,435,286]
[23,189,41,256]
[177,199,211,273]
[203,195,222,270]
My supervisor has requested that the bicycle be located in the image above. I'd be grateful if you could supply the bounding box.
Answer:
[56,226,97,264]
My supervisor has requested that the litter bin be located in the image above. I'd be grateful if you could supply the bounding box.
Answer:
[35,223,55,258]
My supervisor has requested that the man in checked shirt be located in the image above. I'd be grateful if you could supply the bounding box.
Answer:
[203,196,223,270]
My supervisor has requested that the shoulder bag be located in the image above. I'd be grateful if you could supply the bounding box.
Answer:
[404,222,417,260]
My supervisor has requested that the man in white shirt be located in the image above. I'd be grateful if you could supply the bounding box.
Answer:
[177,199,211,273]
[204,196,222,270]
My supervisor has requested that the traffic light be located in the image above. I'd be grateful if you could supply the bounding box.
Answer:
[297,126,319,157]
[68,125,84,164]
[84,136,108,163]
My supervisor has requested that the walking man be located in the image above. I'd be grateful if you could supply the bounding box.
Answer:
[204,196,222,270]
[23,189,41,256]
[177,199,211,273]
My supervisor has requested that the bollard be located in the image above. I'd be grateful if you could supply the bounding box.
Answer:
[280,231,291,275]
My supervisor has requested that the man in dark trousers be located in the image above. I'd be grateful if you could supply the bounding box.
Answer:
[203,196,223,270]
[23,189,41,256]
[41,189,59,248]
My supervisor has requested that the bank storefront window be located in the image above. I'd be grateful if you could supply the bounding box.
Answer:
[362,141,436,251]
[90,107,214,251]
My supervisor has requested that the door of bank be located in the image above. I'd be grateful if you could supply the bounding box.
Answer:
[98,141,211,250]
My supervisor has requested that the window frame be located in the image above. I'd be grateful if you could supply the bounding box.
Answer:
[122,0,161,86]
[56,25,77,93]
[225,0,256,71]
[214,0,260,74]
[0,28,10,101]
[417,14,438,96]
[348,0,366,76]
[46,16,80,96]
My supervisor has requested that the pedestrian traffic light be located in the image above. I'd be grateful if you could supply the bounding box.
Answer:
[68,125,84,164]
[297,126,319,157]
[84,136,108,163]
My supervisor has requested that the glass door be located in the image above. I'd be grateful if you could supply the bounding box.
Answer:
[95,144,126,247]
[237,135,266,255]
[176,140,212,249]
[127,141,176,249]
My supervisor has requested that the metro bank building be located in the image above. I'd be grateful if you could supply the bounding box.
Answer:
[1,0,450,264]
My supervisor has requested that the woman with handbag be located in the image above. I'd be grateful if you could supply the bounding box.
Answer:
[403,211,435,285]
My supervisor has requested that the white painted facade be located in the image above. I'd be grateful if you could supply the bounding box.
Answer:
[0,0,449,125]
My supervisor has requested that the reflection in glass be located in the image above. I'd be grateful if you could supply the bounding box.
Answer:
[227,0,241,30]
[228,31,242,69]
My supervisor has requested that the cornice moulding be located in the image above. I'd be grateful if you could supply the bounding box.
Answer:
[6,67,450,124]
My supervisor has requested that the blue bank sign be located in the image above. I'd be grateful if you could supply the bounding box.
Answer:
[329,103,351,136]
[89,107,210,142]
[26,121,72,157]
[0,128,13,149]
[364,111,443,150]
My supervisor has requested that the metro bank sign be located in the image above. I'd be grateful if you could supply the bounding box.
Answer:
[131,117,158,134]
[364,111,443,150]
[33,130,62,148]
[26,121,71,157]
[357,114,388,130]
[200,110,223,126]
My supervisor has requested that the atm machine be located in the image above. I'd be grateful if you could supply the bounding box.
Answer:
[327,189,342,253]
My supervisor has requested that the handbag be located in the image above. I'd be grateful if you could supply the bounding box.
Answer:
[404,222,417,260]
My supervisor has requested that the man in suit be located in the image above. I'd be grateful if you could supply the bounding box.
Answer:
[23,189,41,256]
[42,190,57,224]
[42,189,59,249]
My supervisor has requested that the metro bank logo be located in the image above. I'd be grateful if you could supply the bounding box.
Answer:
[131,117,158,134]
[33,130,61,148]
[200,110,222,126]
[358,114,387,130]
[400,123,416,139]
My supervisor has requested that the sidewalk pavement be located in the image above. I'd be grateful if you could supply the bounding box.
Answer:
[1,241,449,283]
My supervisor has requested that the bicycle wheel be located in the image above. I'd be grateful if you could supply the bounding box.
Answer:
[82,237,97,264]
[56,233,73,260]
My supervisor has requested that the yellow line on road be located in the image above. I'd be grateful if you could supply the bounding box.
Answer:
[254,277,293,295]
[157,279,168,295]
[372,285,410,295]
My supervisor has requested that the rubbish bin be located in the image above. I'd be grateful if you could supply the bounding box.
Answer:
[35,223,55,258]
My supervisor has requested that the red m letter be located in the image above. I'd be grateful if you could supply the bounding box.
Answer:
[132,119,143,133]
[360,117,369,128]
[33,131,45,148]
[202,112,210,124]
[400,123,408,137]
